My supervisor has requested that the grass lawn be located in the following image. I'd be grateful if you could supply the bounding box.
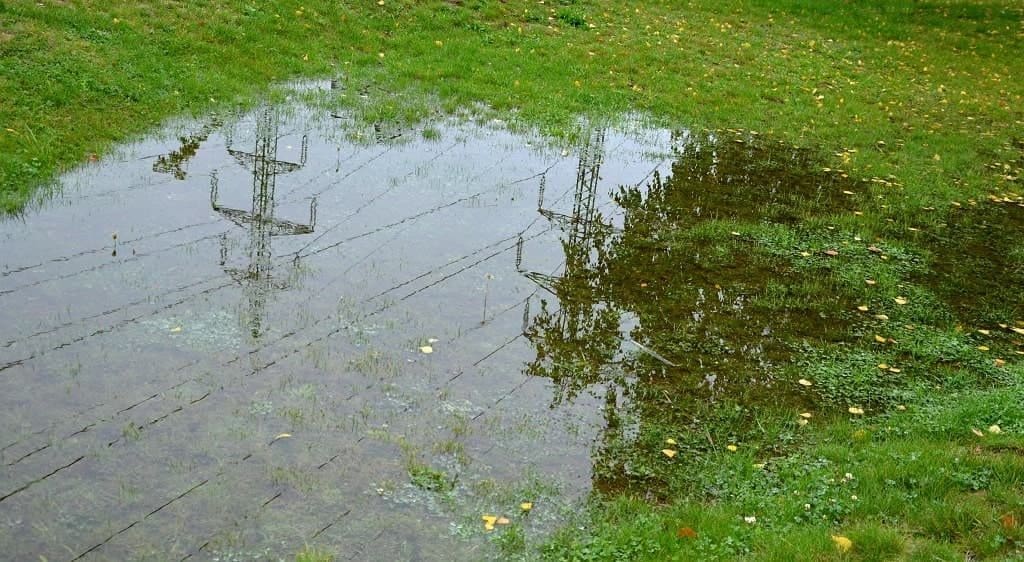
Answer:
[3,1,1024,560]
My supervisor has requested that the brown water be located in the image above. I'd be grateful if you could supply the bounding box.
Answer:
[0,86,942,560]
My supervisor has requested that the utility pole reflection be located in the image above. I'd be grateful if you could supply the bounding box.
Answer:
[210,107,317,339]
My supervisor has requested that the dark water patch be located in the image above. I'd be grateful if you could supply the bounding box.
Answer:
[518,131,862,496]
[631,129,862,225]
[919,195,1024,326]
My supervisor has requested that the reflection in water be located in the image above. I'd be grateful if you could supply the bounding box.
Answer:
[210,107,317,338]
[519,129,621,405]
[152,120,221,180]
[520,131,855,492]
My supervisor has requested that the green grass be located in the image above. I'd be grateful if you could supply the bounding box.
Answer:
[4,1,1024,559]
[540,385,1024,561]
[1,0,1021,213]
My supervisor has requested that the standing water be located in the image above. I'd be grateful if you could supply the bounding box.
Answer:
[0,85,870,560]
[0,90,677,560]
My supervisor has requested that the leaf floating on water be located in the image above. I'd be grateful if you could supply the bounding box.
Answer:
[848,407,865,415]
[662,449,677,458]
[677,526,698,539]
[831,535,853,553]
[271,433,292,444]
[418,345,434,354]
[520,502,533,512]
[894,297,909,305]
[482,514,498,531]
[798,378,813,387]
[427,338,439,343]
[170,326,183,333]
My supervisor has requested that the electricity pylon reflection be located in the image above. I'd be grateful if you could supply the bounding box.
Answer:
[516,129,619,403]
[210,107,317,339]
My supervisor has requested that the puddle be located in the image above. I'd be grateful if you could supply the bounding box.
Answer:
[919,197,1024,325]
[0,87,1002,559]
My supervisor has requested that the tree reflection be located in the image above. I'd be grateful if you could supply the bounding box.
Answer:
[520,131,848,491]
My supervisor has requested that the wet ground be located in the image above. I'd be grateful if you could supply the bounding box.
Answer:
[2,85,1021,560]
[0,90,681,560]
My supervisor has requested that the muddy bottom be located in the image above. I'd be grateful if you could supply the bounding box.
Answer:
[0,87,887,560]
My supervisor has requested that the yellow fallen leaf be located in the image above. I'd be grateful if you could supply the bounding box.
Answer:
[856,305,869,312]
[170,326,183,333]
[271,433,292,443]
[894,297,909,305]
[800,251,811,257]
[726,444,738,452]
[848,407,865,415]
[419,345,434,354]
[874,314,890,321]
[865,279,877,286]
[798,418,809,426]
[798,378,813,387]
[874,335,886,343]
[800,412,813,419]
[482,514,497,530]
[1012,327,1024,335]
[520,502,533,512]
[988,424,1002,434]
[877,363,889,370]
[662,449,677,458]
[977,345,990,352]
[888,367,901,374]
[496,517,511,525]
[978,329,991,335]
[665,438,677,445]
[995,358,1006,367]
[972,428,985,437]
[831,535,853,552]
